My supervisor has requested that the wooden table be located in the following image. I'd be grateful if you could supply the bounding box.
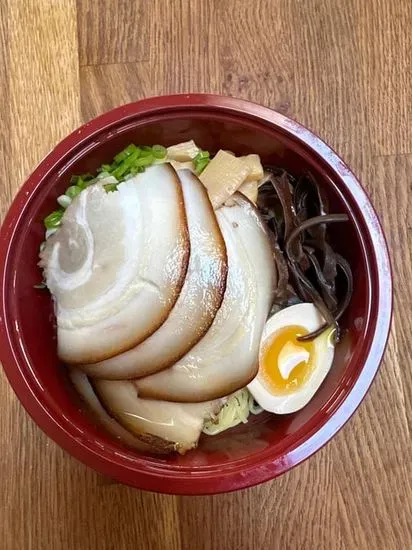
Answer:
[1,1,411,549]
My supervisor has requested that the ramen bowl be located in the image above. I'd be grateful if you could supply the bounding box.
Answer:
[0,94,392,494]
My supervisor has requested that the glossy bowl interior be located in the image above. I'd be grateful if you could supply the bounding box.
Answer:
[0,95,392,494]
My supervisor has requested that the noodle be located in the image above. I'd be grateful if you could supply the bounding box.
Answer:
[203,389,263,436]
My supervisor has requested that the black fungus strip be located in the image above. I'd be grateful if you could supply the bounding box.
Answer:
[258,168,353,342]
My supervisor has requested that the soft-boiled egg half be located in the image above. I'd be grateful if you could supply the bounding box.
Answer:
[248,303,335,414]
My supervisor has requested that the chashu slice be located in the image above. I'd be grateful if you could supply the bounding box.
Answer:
[93,378,225,454]
[136,193,277,402]
[68,368,160,453]
[40,164,189,364]
[81,170,228,379]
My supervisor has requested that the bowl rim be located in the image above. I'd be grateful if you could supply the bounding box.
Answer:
[0,93,392,495]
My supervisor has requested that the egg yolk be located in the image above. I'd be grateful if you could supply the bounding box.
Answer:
[260,325,315,395]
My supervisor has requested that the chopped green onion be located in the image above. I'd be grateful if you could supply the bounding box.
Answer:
[98,177,118,185]
[70,175,82,185]
[85,178,97,188]
[65,185,81,199]
[44,209,64,229]
[43,144,169,232]
[194,150,210,162]
[114,144,139,164]
[77,179,87,190]
[76,180,86,190]
[96,171,112,180]
[113,152,127,164]
[195,158,210,174]
[130,165,146,176]
[99,164,112,173]
[70,173,93,185]
[193,150,211,174]
[135,154,154,167]
[104,183,118,193]
[70,176,95,190]
[57,195,72,209]
[111,150,140,180]
[152,145,167,159]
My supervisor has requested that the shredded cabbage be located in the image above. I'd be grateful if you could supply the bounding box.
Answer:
[202,388,263,436]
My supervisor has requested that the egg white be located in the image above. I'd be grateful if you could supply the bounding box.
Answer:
[247,303,335,414]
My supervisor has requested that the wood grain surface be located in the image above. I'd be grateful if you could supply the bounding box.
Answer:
[1,1,411,549]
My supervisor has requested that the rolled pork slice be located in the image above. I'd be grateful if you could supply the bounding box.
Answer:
[68,368,159,453]
[82,170,228,379]
[93,379,225,454]
[40,164,189,364]
[136,193,277,402]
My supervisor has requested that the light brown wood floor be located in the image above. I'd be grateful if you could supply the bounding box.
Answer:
[1,1,411,549]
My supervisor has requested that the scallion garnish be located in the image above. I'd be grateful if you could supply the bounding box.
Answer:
[152,145,167,159]
[57,195,72,209]
[43,143,173,229]
[104,183,118,193]
[65,185,82,199]
[44,209,64,229]
[194,150,210,174]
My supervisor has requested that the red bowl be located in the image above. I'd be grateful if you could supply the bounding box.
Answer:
[0,94,392,494]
